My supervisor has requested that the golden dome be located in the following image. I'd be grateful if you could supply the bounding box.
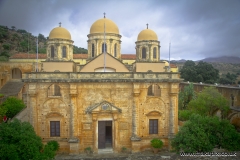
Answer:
[49,27,71,40]
[137,29,158,41]
[90,18,119,34]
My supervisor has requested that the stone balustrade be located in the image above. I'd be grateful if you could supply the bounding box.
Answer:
[22,72,181,83]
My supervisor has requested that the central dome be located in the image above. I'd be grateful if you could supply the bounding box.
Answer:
[49,27,71,40]
[90,18,119,34]
[137,29,158,41]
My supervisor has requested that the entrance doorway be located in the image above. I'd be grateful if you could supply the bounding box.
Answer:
[98,121,112,149]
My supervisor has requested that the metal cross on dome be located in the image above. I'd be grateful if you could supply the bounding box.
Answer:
[59,22,61,27]
[104,12,106,18]
[146,23,148,29]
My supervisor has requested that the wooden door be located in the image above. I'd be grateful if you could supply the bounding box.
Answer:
[98,121,106,149]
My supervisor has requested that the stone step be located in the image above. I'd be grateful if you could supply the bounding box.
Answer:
[0,80,24,96]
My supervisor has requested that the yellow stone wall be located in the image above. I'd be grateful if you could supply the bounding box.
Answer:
[25,77,180,153]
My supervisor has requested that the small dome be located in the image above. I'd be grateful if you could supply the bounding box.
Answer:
[90,18,119,34]
[137,29,158,41]
[49,27,71,40]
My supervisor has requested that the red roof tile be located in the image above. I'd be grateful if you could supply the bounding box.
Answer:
[121,54,136,60]
[73,54,88,59]
[170,64,177,68]
[10,53,47,59]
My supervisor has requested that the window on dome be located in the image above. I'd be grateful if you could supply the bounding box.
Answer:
[92,44,95,57]
[62,46,66,58]
[142,47,146,59]
[147,84,161,96]
[51,46,54,58]
[102,43,107,53]
[153,47,157,59]
[114,43,117,57]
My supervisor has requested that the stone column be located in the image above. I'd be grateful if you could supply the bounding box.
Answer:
[113,113,118,153]
[68,84,79,155]
[148,44,152,61]
[131,84,141,153]
[28,83,37,132]
[158,45,160,61]
[168,83,178,151]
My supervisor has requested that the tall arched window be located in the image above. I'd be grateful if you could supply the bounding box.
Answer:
[51,46,54,58]
[147,84,161,96]
[92,44,95,57]
[48,84,61,96]
[114,43,117,57]
[142,47,146,59]
[153,47,157,59]
[62,46,66,58]
[102,43,107,53]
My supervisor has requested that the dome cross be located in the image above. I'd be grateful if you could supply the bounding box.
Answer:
[146,23,148,29]
[59,22,61,27]
[103,12,106,18]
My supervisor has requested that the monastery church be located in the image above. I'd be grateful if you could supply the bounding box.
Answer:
[0,15,181,154]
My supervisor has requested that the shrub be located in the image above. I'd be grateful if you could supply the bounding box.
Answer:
[150,138,163,149]
[172,114,240,153]
[0,97,25,118]
[0,119,57,160]
[47,140,59,151]
[178,110,192,121]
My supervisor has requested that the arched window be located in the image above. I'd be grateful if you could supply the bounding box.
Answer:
[153,47,157,59]
[48,84,61,96]
[102,43,107,53]
[51,46,54,58]
[147,84,161,96]
[92,44,95,57]
[142,47,146,59]
[62,46,66,58]
[114,43,117,57]
[12,68,22,79]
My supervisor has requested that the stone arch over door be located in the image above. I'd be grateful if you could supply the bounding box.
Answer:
[85,101,122,153]
[12,68,22,79]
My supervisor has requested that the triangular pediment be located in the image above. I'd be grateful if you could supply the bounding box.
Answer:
[80,53,129,72]
[85,101,122,114]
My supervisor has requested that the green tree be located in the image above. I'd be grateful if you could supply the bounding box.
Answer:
[180,60,198,82]
[11,26,16,31]
[0,119,58,160]
[196,61,219,84]
[73,45,88,54]
[178,83,196,110]
[187,87,229,118]
[172,114,240,153]
[180,61,219,84]
[0,97,25,118]
[219,72,238,85]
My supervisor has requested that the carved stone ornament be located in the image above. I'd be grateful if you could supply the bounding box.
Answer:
[130,135,141,141]
[68,138,79,143]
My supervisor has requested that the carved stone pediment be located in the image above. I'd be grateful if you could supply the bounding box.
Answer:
[85,101,122,114]
[146,111,162,116]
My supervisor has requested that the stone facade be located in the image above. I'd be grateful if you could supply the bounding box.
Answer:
[22,72,181,153]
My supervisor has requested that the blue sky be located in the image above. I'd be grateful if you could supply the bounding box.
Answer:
[0,0,239,60]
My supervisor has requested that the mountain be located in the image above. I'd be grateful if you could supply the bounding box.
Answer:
[199,56,240,64]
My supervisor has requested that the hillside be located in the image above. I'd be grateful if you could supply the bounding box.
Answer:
[200,56,240,64]
[0,25,87,61]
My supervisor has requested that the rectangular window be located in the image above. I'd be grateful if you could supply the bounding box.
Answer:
[50,121,60,137]
[149,119,158,134]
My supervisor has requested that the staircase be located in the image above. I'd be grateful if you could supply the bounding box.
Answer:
[0,79,24,97]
